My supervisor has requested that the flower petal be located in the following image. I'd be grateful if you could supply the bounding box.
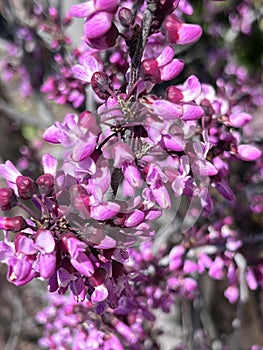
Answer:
[90,202,120,220]
[35,230,55,253]
[236,144,261,161]
[160,59,184,81]
[70,2,95,18]
[156,46,174,67]
[39,252,56,279]
[42,154,58,176]
[91,283,108,303]
[71,251,94,277]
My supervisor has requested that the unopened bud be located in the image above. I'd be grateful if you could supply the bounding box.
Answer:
[0,188,17,211]
[49,7,59,21]
[0,216,27,232]
[36,174,54,195]
[141,58,161,83]
[87,23,119,50]
[16,176,35,199]
[91,72,112,100]
[166,86,184,103]
[118,7,133,27]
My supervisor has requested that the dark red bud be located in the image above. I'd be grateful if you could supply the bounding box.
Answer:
[166,86,184,103]
[36,174,54,195]
[163,14,180,43]
[200,99,214,117]
[0,188,17,211]
[118,7,133,27]
[141,59,161,83]
[16,176,35,199]
[1,216,27,232]
[91,72,112,100]
[87,23,118,50]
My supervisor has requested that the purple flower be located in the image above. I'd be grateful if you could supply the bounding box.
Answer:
[229,112,252,127]
[167,75,202,103]
[208,256,225,280]
[0,188,17,211]
[163,14,202,45]
[84,12,113,39]
[224,285,239,304]
[66,237,95,277]
[142,46,184,83]
[72,55,101,83]
[0,160,22,196]
[236,144,262,161]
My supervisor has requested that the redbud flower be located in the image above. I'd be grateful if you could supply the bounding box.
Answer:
[84,11,113,39]
[0,188,17,211]
[163,14,202,45]
[16,176,35,199]
[118,7,133,27]
[236,144,262,161]
[91,71,113,99]
[36,174,54,195]
[86,23,119,49]
[0,216,26,232]
[72,55,101,83]
[229,112,252,127]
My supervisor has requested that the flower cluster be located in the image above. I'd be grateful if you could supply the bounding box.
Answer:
[0,0,263,349]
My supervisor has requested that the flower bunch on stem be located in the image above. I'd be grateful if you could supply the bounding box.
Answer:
[0,0,262,349]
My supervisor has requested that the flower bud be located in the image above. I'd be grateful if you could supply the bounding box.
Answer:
[49,7,59,21]
[141,59,161,83]
[0,188,17,211]
[86,23,118,50]
[118,7,133,27]
[91,72,112,99]
[16,176,35,199]
[36,174,54,195]
[0,216,27,232]
[166,86,184,103]
[163,14,202,45]
[236,144,262,161]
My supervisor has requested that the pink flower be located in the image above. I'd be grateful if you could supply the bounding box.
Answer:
[72,55,101,83]
[142,46,184,83]
[236,144,262,161]
[163,14,202,45]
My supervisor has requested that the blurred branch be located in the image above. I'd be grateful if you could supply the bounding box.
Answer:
[4,293,23,350]
[0,102,51,128]
[0,67,55,128]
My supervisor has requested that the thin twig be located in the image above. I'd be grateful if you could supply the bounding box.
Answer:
[128,0,157,93]
[0,102,51,128]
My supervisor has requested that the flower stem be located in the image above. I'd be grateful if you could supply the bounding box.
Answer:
[128,0,157,94]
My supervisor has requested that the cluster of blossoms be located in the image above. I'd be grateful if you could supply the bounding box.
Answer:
[0,0,263,349]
